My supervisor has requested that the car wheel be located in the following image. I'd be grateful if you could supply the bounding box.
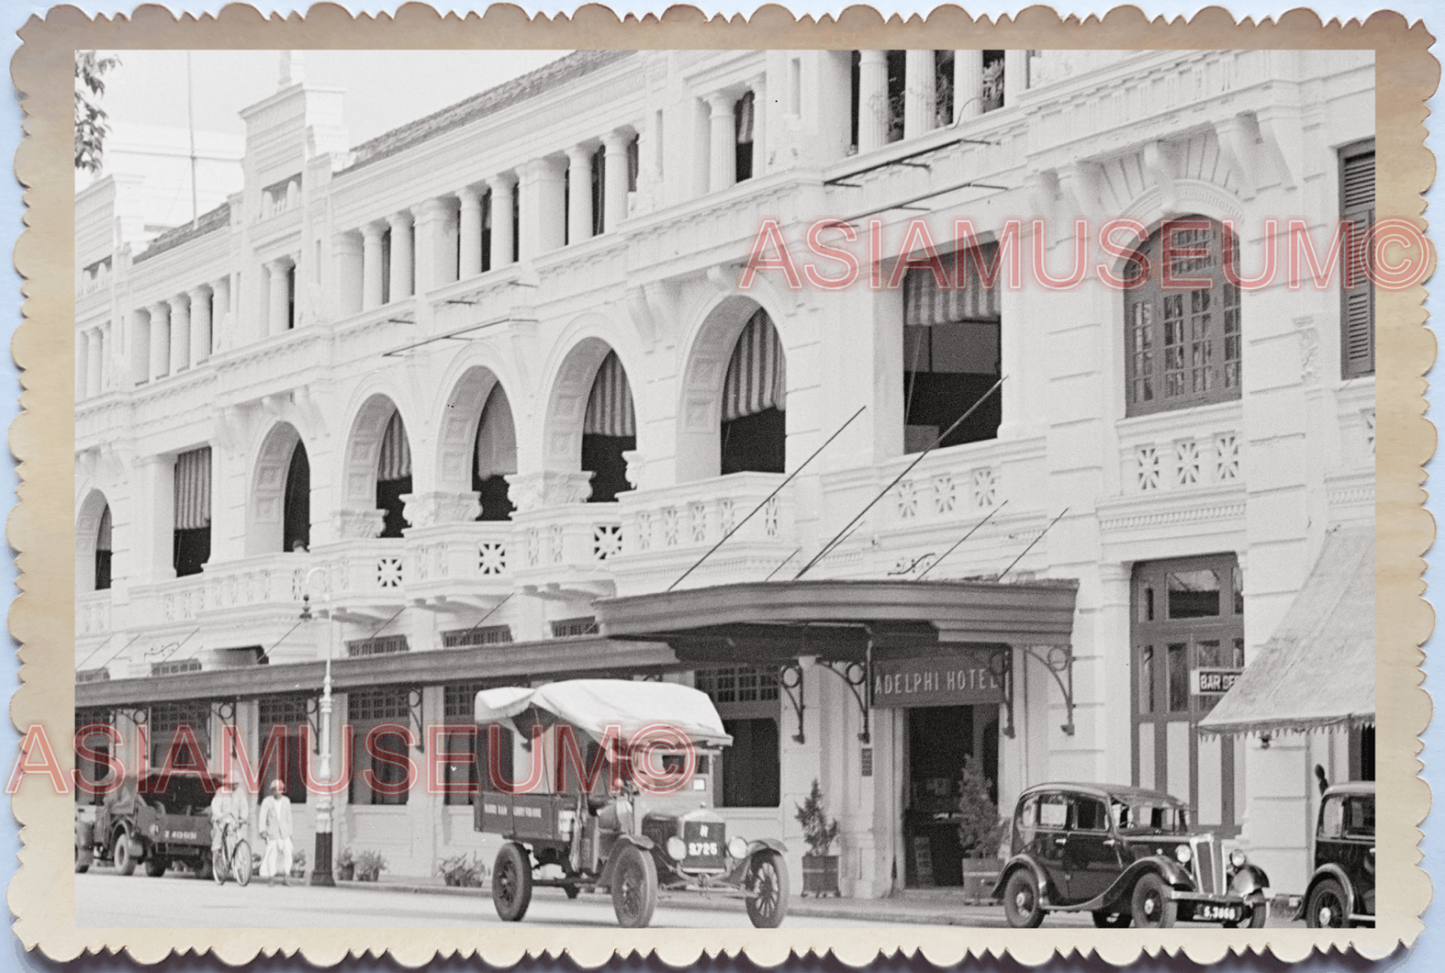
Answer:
[231,840,253,887]
[492,842,533,922]
[1092,910,1131,928]
[1223,898,1269,929]
[1131,873,1178,929]
[1306,878,1349,929]
[196,855,213,881]
[1003,870,1045,928]
[144,856,169,878]
[113,833,138,876]
[745,850,789,928]
[611,844,658,929]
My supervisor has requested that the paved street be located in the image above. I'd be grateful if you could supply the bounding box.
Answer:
[75,870,897,929]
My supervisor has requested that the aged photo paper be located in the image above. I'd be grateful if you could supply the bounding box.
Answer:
[7,3,1436,966]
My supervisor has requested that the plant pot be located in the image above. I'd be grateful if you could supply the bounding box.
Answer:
[337,863,355,881]
[801,855,840,898]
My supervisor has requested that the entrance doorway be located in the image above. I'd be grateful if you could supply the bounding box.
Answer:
[902,705,999,887]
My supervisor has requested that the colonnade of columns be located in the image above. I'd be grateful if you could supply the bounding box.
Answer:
[855,50,1021,155]
[704,75,766,194]
[77,325,110,399]
[139,276,229,384]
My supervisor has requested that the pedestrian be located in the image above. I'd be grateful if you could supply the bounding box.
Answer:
[208,777,245,877]
[259,779,294,886]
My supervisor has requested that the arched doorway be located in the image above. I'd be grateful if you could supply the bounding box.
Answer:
[77,491,112,592]
[720,309,786,474]
[95,505,112,590]
[248,423,311,555]
[283,443,311,551]
[582,350,636,503]
[472,384,517,521]
[377,410,412,538]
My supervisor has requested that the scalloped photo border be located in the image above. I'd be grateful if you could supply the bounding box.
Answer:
[8,3,1436,966]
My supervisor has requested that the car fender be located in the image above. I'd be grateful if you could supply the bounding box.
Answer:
[596,833,656,892]
[991,856,1059,906]
[1070,858,1193,915]
[721,840,788,885]
[747,838,786,858]
[1228,863,1270,898]
[1302,863,1358,917]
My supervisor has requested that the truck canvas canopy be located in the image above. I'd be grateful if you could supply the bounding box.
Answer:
[474,679,733,750]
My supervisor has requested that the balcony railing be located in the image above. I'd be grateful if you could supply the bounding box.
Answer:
[404,521,514,608]
[509,503,623,592]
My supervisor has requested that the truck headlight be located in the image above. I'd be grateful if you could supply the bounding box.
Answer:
[1175,844,1192,864]
[666,837,686,861]
[728,836,748,860]
[1229,850,1248,869]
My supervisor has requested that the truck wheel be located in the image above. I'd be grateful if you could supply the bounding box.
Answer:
[745,850,789,928]
[1131,873,1178,928]
[1003,870,1045,928]
[1306,878,1348,929]
[611,844,658,929]
[492,843,533,922]
[113,834,138,876]
[144,856,169,878]
[194,856,213,881]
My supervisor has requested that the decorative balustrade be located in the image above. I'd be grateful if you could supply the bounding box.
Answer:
[76,590,113,637]
[1122,430,1242,495]
[619,472,793,555]
[320,538,411,600]
[403,522,515,607]
[511,503,623,577]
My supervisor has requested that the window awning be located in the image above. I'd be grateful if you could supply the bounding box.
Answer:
[1199,524,1374,738]
[174,447,212,530]
[723,309,786,422]
[583,351,636,438]
[378,411,412,481]
[475,384,518,479]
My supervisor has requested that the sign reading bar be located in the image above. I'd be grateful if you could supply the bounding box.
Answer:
[1192,667,1243,695]
[872,651,1005,708]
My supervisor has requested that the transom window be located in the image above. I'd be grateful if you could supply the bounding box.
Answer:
[1124,217,1241,416]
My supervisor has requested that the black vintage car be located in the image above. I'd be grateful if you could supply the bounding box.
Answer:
[474,680,789,929]
[993,783,1270,928]
[1300,781,1375,928]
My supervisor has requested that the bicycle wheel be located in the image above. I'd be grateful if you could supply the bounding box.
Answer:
[231,839,254,887]
[211,846,228,886]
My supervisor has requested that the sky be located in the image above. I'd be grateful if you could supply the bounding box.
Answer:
[93,48,567,162]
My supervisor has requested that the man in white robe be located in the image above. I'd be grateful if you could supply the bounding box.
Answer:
[258,779,294,885]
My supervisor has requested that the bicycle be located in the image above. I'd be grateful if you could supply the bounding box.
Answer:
[210,818,253,887]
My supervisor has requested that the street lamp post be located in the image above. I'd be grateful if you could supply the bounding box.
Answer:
[301,566,336,887]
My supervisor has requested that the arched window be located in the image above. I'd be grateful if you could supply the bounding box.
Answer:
[283,443,310,552]
[376,411,412,538]
[1124,217,1241,417]
[582,351,636,503]
[173,447,212,577]
[472,385,517,521]
[721,310,786,475]
[94,505,112,591]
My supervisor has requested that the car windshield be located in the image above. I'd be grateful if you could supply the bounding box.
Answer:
[1113,798,1190,833]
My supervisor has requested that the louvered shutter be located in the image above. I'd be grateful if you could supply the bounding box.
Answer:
[475,385,519,479]
[173,448,212,530]
[903,241,1002,326]
[583,352,636,438]
[723,310,787,422]
[378,411,412,481]
[1341,146,1375,378]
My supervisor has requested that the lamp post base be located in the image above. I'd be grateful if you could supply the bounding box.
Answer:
[310,827,335,887]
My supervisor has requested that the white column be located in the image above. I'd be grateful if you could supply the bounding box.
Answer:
[706,93,737,192]
[267,259,291,335]
[188,286,211,367]
[168,295,190,373]
[458,186,483,277]
[1004,50,1027,106]
[749,75,767,177]
[387,212,414,300]
[82,330,101,398]
[601,132,631,233]
[361,223,385,310]
[566,145,594,245]
[335,232,363,316]
[211,276,231,354]
[519,158,566,260]
[413,197,453,292]
[904,50,936,139]
[857,50,890,153]
[488,174,516,269]
[148,302,170,381]
[954,50,983,120]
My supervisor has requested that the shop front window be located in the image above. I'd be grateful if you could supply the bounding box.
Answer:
[695,666,781,808]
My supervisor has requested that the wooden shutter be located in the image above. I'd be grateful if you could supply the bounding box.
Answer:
[1341,144,1375,378]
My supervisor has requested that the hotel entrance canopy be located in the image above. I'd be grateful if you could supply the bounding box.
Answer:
[1200,525,1375,738]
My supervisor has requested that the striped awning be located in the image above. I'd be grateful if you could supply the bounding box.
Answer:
[736,90,755,144]
[904,242,1002,326]
[475,384,519,480]
[97,505,112,552]
[173,448,211,531]
[723,309,786,422]
[584,351,636,438]
[378,411,412,482]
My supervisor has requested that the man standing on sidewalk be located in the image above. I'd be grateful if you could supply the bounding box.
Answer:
[258,779,294,886]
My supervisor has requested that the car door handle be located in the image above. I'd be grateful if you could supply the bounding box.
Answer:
[1102,838,1119,848]
[1053,837,1067,846]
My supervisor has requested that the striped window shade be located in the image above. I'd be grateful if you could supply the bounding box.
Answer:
[903,242,1002,326]
[475,384,519,479]
[96,505,112,552]
[723,309,786,422]
[583,351,636,438]
[173,447,212,530]
[736,91,755,145]
[378,411,412,482]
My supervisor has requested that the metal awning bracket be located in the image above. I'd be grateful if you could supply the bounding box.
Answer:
[1017,644,1076,736]
[779,662,806,744]
[818,658,872,744]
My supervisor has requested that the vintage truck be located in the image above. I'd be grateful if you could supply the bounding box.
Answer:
[474,679,790,928]
[86,770,220,877]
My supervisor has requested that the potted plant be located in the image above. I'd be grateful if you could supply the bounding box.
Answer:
[794,778,841,897]
[354,849,387,883]
[438,852,488,888]
[956,755,1007,903]
[336,847,356,882]
[289,849,307,881]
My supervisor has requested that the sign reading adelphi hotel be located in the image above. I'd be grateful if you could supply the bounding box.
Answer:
[872,651,1004,708]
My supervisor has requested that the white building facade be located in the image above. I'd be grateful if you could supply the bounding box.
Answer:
[76,48,1375,898]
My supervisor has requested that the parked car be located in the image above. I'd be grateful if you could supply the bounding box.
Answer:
[1299,781,1375,928]
[86,770,220,878]
[474,679,789,929]
[993,783,1270,928]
